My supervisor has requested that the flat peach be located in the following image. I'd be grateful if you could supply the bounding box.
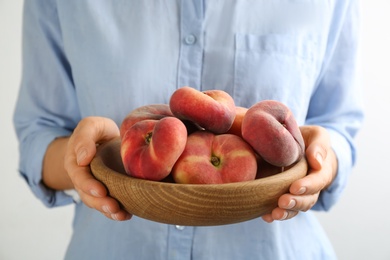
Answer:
[172,131,257,184]
[121,117,187,181]
[169,87,236,134]
[242,100,304,167]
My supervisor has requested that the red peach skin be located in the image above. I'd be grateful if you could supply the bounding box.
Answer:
[169,86,236,134]
[121,117,187,181]
[226,106,248,138]
[241,100,305,167]
[119,104,174,138]
[172,131,257,184]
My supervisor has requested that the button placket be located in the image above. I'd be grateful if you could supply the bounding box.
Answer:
[167,225,194,259]
[177,0,204,90]
[184,34,197,45]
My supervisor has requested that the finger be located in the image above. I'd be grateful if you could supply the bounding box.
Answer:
[263,207,299,222]
[73,171,132,222]
[80,192,132,221]
[289,147,335,196]
[71,117,120,166]
[261,213,275,223]
[263,191,320,223]
[62,117,132,221]
[289,170,332,196]
[278,192,320,212]
[78,189,119,212]
[65,117,119,196]
[102,210,133,221]
[64,151,107,198]
[262,126,333,223]
[273,208,299,221]
[300,125,330,171]
[290,126,334,195]
[305,141,327,171]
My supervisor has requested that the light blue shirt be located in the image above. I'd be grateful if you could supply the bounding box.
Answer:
[14,1,363,259]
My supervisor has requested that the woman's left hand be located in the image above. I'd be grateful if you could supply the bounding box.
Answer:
[262,125,338,223]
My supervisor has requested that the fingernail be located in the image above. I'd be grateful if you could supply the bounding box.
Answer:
[111,213,119,221]
[90,189,101,197]
[286,199,296,209]
[316,152,323,166]
[280,211,288,220]
[102,205,112,214]
[297,187,306,195]
[77,148,87,165]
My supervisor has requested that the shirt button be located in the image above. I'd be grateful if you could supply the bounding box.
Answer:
[175,225,185,230]
[184,34,196,45]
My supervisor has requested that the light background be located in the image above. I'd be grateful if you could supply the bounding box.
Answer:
[1,1,389,259]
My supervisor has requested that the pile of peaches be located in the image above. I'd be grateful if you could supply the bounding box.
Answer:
[120,87,305,184]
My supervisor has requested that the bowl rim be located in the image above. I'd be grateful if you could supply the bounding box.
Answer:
[91,137,307,189]
[90,137,308,226]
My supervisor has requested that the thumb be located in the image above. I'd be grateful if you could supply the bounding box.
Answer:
[300,126,330,171]
[306,143,327,171]
[71,117,120,166]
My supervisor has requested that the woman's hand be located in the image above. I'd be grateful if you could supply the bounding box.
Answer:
[64,117,132,221]
[262,125,338,223]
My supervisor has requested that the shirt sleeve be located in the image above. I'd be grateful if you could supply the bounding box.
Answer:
[13,1,80,207]
[307,0,364,211]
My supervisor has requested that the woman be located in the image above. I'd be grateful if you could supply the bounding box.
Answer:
[14,1,363,259]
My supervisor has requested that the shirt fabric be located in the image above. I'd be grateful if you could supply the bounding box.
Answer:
[14,0,364,259]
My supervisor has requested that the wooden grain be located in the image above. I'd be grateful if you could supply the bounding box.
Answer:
[90,137,308,226]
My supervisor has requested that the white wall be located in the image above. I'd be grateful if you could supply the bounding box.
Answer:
[1,1,389,259]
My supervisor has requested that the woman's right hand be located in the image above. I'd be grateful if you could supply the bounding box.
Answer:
[64,117,132,221]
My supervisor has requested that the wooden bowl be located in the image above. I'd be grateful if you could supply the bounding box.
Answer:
[90,137,307,226]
